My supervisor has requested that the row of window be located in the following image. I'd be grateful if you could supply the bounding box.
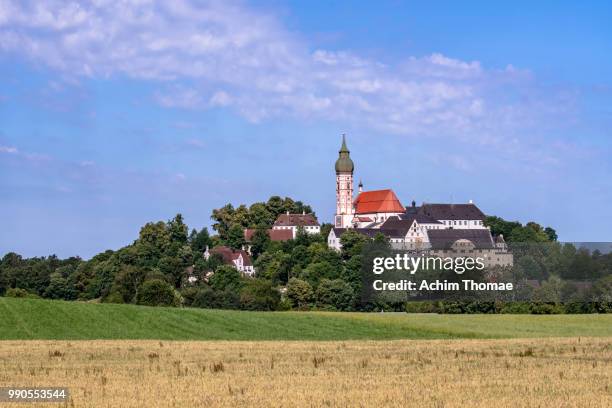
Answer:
[442,220,483,226]
[275,226,320,230]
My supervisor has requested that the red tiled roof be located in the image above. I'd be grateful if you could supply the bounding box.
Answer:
[354,189,405,214]
[244,228,294,242]
[209,246,252,266]
[273,213,319,227]
[269,229,294,241]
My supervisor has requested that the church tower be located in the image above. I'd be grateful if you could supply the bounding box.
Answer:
[334,134,354,228]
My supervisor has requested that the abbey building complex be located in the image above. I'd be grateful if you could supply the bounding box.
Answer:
[328,135,513,268]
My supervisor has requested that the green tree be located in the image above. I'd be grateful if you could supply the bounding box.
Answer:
[239,279,280,310]
[255,250,291,284]
[107,265,147,303]
[43,272,71,300]
[533,275,564,303]
[189,227,211,253]
[265,196,284,218]
[227,224,246,250]
[315,278,355,311]
[300,261,339,286]
[373,232,390,246]
[591,275,612,304]
[167,214,188,243]
[136,279,180,307]
[484,216,521,239]
[0,252,23,296]
[248,202,274,227]
[211,204,235,240]
[209,265,242,292]
[509,223,548,243]
[544,227,558,242]
[290,245,310,270]
[205,253,225,273]
[295,226,310,246]
[250,227,270,258]
[516,255,544,280]
[339,230,368,260]
[342,254,363,295]
[286,278,314,309]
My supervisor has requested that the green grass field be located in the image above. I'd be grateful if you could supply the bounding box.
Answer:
[1,297,611,340]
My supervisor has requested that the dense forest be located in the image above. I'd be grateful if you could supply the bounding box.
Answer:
[1,196,610,313]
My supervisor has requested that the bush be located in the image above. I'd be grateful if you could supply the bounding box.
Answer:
[405,301,440,314]
[43,272,75,300]
[277,297,292,311]
[464,301,498,314]
[180,287,200,307]
[239,279,280,311]
[136,279,181,307]
[103,289,125,304]
[191,287,218,308]
[209,266,242,292]
[315,279,354,311]
[286,278,313,309]
[530,302,565,314]
[438,301,464,314]
[190,287,240,310]
[500,302,532,314]
[4,288,40,299]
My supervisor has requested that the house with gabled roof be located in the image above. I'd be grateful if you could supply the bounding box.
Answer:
[204,246,255,276]
[271,211,320,238]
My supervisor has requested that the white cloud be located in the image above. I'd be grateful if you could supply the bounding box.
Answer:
[0,145,18,153]
[0,0,575,143]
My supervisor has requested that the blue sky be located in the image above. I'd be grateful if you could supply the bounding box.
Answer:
[1,0,611,258]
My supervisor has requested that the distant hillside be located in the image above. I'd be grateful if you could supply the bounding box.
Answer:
[1,297,611,340]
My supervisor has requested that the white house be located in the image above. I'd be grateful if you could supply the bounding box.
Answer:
[204,246,255,276]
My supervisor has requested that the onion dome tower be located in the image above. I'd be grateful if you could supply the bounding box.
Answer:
[334,134,355,228]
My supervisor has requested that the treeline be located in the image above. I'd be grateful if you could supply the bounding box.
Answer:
[1,198,610,313]
[484,216,558,242]
[1,214,206,306]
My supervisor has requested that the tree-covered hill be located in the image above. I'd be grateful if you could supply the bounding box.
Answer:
[1,197,610,313]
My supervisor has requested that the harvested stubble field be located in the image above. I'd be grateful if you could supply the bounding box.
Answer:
[0,338,610,407]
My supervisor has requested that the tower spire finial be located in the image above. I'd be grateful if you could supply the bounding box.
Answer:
[340,133,349,153]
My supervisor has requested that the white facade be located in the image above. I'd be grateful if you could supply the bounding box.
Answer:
[272,224,321,238]
[329,218,486,251]
[233,253,255,276]
[327,228,342,251]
